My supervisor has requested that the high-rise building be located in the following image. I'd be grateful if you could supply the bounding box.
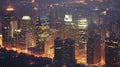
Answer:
[75,18,88,63]
[2,5,16,47]
[63,38,76,66]
[21,16,32,32]
[63,14,75,39]
[30,16,49,54]
[77,18,88,50]
[87,34,101,64]
[54,38,76,67]
[21,16,33,48]
[54,37,64,67]
[105,36,120,67]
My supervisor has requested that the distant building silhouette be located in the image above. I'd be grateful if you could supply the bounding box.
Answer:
[54,37,64,67]
[105,36,120,67]
[63,38,76,66]
[87,34,101,64]
[2,5,16,47]
[54,37,76,67]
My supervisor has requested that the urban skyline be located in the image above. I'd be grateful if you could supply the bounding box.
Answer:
[0,0,120,67]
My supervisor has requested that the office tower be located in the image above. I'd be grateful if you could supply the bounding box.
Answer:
[75,18,88,64]
[54,37,64,67]
[2,5,16,47]
[21,16,33,49]
[77,18,88,50]
[21,16,32,32]
[87,34,101,65]
[64,38,76,66]
[31,16,49,54]
[63,14,75,39]
[39,16,52,56]
[105,35,120,67]
[54,38,76,67]
[62,14,72,39]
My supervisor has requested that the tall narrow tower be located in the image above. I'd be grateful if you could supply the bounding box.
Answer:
[54,37,64,67]
[87,35,101,64]
[21,16,32,49]
[77,18,88,51]
[105,35,120,67]
[2,4,16,47]
[64,38,76,66]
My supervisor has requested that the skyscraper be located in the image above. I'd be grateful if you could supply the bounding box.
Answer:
[21,16,33,49]
[87,34,101,65]
[63,38,76,66]
[2,5,16,47]
[34,16,45,53]
[63,14,75,39]
[54,37,64,67]
[105,35,120,67]
[77,18,88,50]
[30,16,50,54]
[54,38,76,67]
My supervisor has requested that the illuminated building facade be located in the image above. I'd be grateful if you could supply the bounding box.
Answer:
[105,35,120,67]
[63,14,75,39]
[77,18,88,50]
[10,20,18,48]
[32,16,49,54]
[10,20,18,38]
[20,16,32,49]
[87,34,101,64]
[2,5,16,47]
[75,18,88,62]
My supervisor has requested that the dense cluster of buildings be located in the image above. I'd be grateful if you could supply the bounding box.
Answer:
[0,0,120,67]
